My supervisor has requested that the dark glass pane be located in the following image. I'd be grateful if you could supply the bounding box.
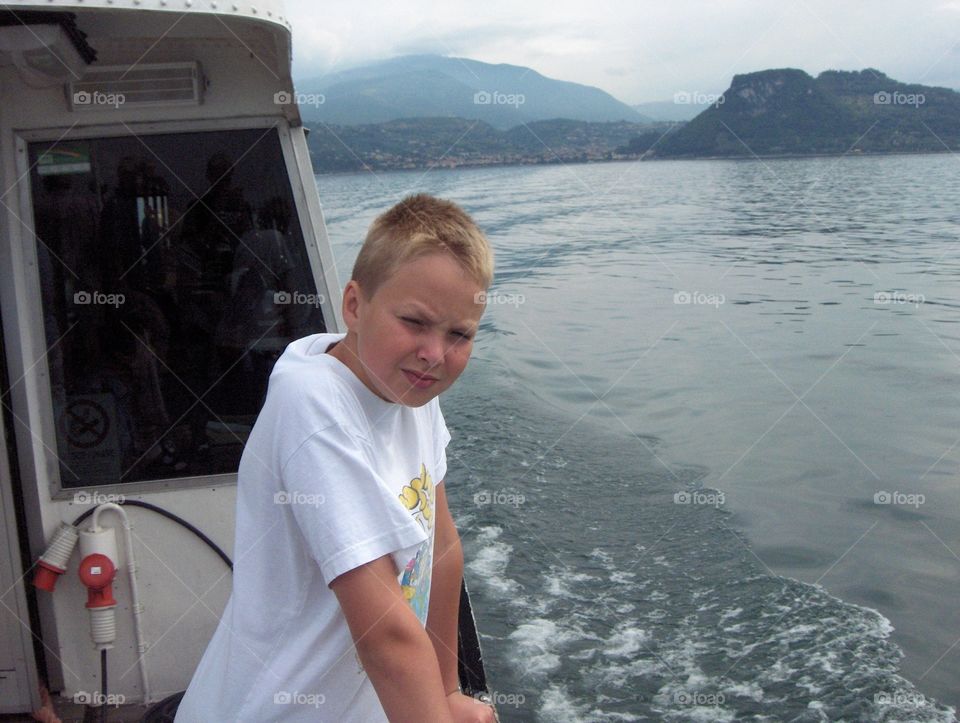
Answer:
[30,129,326,488]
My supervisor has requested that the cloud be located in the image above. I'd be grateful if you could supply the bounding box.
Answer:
[285,0,960,102]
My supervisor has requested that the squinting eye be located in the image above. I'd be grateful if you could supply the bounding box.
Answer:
[451,331,473,341]
[401,317,424,327]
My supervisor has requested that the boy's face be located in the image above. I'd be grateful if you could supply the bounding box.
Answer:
[336,252,486,406]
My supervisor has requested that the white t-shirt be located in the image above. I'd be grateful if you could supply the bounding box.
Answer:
[175,332,451,722]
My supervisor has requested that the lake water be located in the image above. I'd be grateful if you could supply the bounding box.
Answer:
[315,155,960,722]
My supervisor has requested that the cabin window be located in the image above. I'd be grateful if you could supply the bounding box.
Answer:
[28,128,326,489]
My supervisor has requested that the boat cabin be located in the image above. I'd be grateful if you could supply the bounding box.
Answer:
[0,0,342,712]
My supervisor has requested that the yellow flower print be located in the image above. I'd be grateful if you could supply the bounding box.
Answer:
[399,463,434,528]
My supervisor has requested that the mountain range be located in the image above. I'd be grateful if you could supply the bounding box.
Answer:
[646,68,960,157]
[633,100,718,122]
[296,54,649,129]
[296,57,960,171]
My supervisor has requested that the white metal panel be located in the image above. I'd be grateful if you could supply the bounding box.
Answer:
[279,122,344,333]
[0,320,42,715]
[8,24,294,131]
[49,488,236,704]
[0,0,293,32]
[1,5,301,128]
[0,123,67,713]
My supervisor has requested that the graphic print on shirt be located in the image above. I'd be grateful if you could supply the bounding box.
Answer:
[398,463,435,622]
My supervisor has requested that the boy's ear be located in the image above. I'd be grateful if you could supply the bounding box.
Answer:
[341,280,362,327]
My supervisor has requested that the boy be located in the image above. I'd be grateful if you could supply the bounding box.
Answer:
[176,195,496,722]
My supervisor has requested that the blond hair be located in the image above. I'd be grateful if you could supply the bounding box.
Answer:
[352,194,494,296]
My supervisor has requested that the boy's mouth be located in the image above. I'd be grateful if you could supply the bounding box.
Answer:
[402,369,440,389]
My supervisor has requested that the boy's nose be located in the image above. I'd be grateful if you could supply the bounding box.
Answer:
[417,334,444,366]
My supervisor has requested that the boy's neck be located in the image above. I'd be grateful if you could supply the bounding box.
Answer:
[326,334,392,404]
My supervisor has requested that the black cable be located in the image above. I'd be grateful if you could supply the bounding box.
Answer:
[99,648,107,723]
[71,499,233,569]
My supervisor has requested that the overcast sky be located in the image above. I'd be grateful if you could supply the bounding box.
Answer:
[283,0,960,104]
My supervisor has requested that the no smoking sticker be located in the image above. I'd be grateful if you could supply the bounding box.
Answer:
[55,394,121,487]
[61,399,111,449]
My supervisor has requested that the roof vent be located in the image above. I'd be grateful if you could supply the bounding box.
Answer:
[68,62,204,110]
[0,12,95,88]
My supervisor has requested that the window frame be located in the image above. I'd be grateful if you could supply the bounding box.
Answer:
[12,116,337,499]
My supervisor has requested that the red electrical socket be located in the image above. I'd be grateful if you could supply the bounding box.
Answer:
[77,553,117,608]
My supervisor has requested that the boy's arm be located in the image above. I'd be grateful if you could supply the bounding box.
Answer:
[428,483,496,723]
[330,555,453,722]
[426,481,464,695]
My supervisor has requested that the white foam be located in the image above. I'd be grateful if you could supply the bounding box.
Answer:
[474,525,503,543]
[796,677,824,696]
[782,623,819,639]
[587,657,663,690]
[718,607,742,622]
[590,548,613,565]
[538,684,590,722]
[604,623,649,658]
[540,685,644,722]
[674,706,736,722]
[466,525,519,596]
[683,671,710,690]
[651,637,713,707]
[807,649,841,675]
[508,618,583,676]
[544,567,594,598]
[544,572,565,597]
[596,714,642,722]
[875,614,895,637]
[723,681,763,702]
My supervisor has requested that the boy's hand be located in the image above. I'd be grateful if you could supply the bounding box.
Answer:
[447,691,496,723]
